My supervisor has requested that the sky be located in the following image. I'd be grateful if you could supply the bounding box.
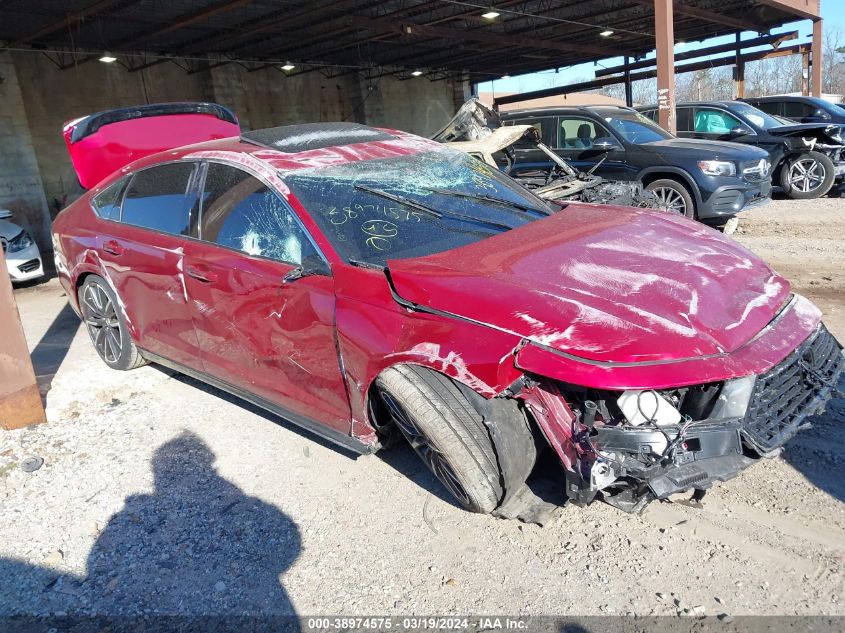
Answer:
[476,2,845,96]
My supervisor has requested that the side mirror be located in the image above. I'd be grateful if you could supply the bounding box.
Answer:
[282,255,330,283]
[728,125,753,137]
[592,137,622,152]
[0,209,12,220]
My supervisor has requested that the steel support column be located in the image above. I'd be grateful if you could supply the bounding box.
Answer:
[654,0,676,133]
[811,18,823,97]
[0,251,46,431]
[734,33,745,98]
[623,56,633,107]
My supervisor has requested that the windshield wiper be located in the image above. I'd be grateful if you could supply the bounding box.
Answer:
[354,184,513,231]
[425,187,552,216]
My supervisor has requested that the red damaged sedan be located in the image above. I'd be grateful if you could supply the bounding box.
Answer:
[53,103,843,520]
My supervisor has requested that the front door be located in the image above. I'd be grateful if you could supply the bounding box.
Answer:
[183,161,351,433]
[556,115,631,181]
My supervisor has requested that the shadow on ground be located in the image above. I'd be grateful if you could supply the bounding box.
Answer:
[29,302,80,401]
[781,372,845,504]
[0,433,302,627]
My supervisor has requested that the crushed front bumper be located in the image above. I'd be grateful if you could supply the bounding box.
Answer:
[550,325,844,512]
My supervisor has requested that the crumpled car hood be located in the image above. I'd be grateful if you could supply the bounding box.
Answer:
[767,122,842,140]
[388,205,790,364]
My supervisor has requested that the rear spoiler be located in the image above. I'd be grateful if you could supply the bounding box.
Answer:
[63,102,240,189]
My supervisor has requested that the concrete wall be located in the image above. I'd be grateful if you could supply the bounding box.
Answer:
[0,52,52,249]
[4,51,462,249]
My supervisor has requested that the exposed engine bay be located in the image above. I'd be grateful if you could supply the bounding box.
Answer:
[432,98,656,208]
[517,324,844,514]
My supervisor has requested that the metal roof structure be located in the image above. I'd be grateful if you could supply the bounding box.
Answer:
[0,0,823,81]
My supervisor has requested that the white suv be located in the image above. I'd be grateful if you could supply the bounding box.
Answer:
[0,209,43,283]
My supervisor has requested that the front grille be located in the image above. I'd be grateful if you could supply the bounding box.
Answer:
[742,325,843,453]
[17,258,40,273]
[742,159,771,183]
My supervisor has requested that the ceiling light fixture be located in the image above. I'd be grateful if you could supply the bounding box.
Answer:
[281,62,296,71]
[481,10,500,19]
[411,70,423,76]
[99,53,117,63]
[599,30,614,37]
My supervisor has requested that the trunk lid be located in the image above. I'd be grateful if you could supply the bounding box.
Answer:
[63,102,240,188]
[388,206,790,364]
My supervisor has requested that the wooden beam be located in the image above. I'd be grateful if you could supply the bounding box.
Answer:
[655,0,676,133]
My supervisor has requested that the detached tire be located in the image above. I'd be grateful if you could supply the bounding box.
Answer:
[645,179,695,218]
[780,151,835,199]
[79,275,146,371]
[376,365,503,513]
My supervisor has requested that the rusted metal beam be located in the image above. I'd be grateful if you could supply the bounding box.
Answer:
[811,17,823,97]
[594,31,798,77]
[755,0,820,21]
[628,0,762,32]
[654,0,676,133]
[10,0,118,46]
[0,250,46,431]
[493,42,814,107]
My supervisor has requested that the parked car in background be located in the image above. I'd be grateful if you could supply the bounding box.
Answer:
[53,104,843,520]
[0,209,43,283]
[638,101,845,199]
[501,105,771,223]
[742,95,845,125]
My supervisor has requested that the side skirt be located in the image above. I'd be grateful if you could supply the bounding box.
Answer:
[139,349,375,455]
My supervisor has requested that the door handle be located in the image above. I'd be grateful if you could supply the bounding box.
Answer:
[186,265,218,283]
[102,240,124,256]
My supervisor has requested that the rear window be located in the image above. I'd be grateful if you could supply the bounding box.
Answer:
[121,163,196,235]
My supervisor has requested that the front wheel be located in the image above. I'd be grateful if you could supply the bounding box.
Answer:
[375,365,503,513]
[780,151,835,199]
[79,276,146,371]
[645,179,695,218]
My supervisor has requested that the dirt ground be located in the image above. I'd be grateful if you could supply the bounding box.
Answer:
[0,194,843,620]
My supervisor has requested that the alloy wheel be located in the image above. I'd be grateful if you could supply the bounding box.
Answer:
[651,187,687,214]
[379,391,472,507]
[81,282,123,364]
[788,158,826,193]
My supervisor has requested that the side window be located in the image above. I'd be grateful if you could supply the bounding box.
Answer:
[676,107,692,132]
[199,162,317,266]
[558,117,610,148]
[693,108,741,134]
[754,101,781,117]
[508,116,557,147]
[783,101,815,118]
[91,178,127,221]
[640,109,657,122]
[121,163,196,235]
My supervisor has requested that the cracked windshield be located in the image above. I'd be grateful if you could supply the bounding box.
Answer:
[282,147,554,266]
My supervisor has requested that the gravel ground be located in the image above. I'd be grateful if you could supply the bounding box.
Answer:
[1,194,843,620]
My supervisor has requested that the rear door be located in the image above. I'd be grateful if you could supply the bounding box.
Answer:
[183,161,351,433]
[556,115,630,180]
[98,161,203,368]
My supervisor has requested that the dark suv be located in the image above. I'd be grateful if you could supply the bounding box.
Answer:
[501,106,771,222]
[742,95,845,125]
[639,101,845,199]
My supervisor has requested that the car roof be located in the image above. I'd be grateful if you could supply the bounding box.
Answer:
[123,123,441,176]
[639,101,744,109]
[502,105,638,116]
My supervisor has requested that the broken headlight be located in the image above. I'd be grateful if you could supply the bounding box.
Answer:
[6,230,34,253]
[708,375,755,420]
